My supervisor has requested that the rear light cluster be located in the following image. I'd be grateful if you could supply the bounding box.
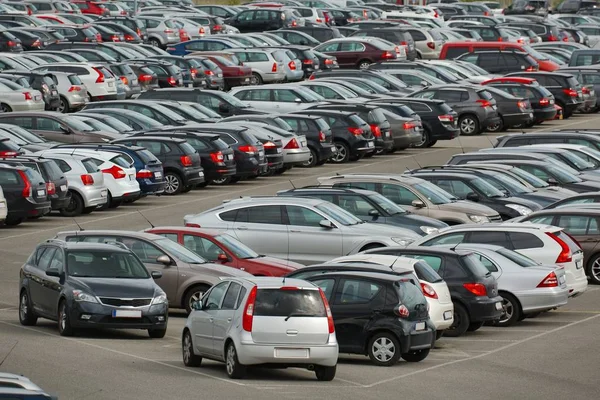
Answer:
[263,141,277,150]
[369,124,381,137]
[582,87,591,95]
[242,286,257,332]
[463,283,487,297]
[403,121,416,130]
[319,288,335,334]
[318,131,327,142]
[124,34,135,41]
[167,76,177,86]
[381,51,395,60]
[23,92,33,101]
[199,27,205,35]
[68,86,82,92]
[139,74,153,83]
[212,25,222,32]
[284,138,299,149]
[102,165,126,179]
[348,127,364,136]
[546,232,572,263]
[395,304,410,318]
[0,151,18,157]
[517,100,530,111]
[271,63,278,72]
[539,98,550,106]
[136,170,153,179]
[93,67,105,84]
[81,174,94,185]
[111,35,120,42]
[563,88,578,98]
[426,42,435,50]
[210,151,224,163]
[548,35,558,41]
[288,61,296,71]
[476,99,493,108]
[190,68,198,78]
[46,182,56,196]
[17,170,32,198]
[179,29,189,42]
[32,40,42,48]
[120,76,129,85]
[180,155,193,167]
[324,59,335,66]
[239,145,257,155]
[420,282,438,299]
[302,59,313,65]
[438,114,454,123]
[537,271,559,288]
[525,66,536,72]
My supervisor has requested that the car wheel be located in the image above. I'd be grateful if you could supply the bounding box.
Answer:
[301,148,318,168]
[82,207,96,214]
[148,327,167,338]
[4,216,23,226]
[182,329,202,367]
[60,191,84,217]
[459,115,479,136]
[164,171,183,195]
[427,140,437,148]
[496,292,521,327]
[58,301,73,337]
[184,284,210,314]
[314,365,336,381]
[367,332,401,366]
[250,72,262,85]
[0,103,12,113]
[435,330,443,340]
[444,302,469,337]
[486,118,504,133]
[57,96,70,113]
[412,128,431,148]
[226,342,246,379]
[181,185,193,193]
[586,253,600,284]
[212,176,232,185]
[149,39,161,48]
[357,59,371,70]
[19,290,37,326]
[109,198,122,208]
[401,348,430,362]
[467,321,484,332]
[330,141,350,163]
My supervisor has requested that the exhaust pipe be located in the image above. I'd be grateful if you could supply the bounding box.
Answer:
[307,364,315,371]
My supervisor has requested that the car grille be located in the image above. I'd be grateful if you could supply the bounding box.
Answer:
[98,298,152,307]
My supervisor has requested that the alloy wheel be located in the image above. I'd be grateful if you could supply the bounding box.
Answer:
[183,333,192,365]
[372,337,395,362]
[499,297,514,324]
[19,293,28,321]
[332,143,347,162]
[164,174,179,194]
[592,259,600,282]
[188,290,204,311]
[59,304,67,332]
[460,118,476,135]
[226,345,236,376]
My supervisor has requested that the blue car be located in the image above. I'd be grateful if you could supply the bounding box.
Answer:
[166,38,241,56]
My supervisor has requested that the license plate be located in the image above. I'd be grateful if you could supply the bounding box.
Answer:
[276,147,282,153]
[0,203,5,208]
[112,310,141,318]
[386,131,391,137]
[37,190,45,196]
[199,171,204,177]
[495,302,503,311]
[367,142,374,148]
[415,322,426,331]
[258,151,264,157]
[226,154,233,160]
[529,113,533,118]
[244,78,250,83]
[51,90,58,96]
[274,348,309,358]
[154,171,162,178]
[60,185,67,191]
[187,83,193,88]
[559,275,566,284]
[443,310,452,320]
[576,261,582,269]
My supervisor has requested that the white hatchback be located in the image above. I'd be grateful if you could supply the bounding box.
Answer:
[35,63,118,102]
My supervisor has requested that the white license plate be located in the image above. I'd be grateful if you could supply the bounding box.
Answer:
[154,171,162,178]
[415,322,426,331]
[112,310,142,318]
[100,190,108,198]
[367,142,374,148]
[187,83,193,88]
[0,203,5,208]
[495,302,503,311]
[443,310,453,320]
[51,90,58,96]
[37,190,45,196]
[199,171,204,177]
[529,113,533,118]
[559,275,566,284]
[274,348,309,358]
[576,261,582,269]
[226,154,233,160]
[276,148,282,153]
[259,151,264,157]
[244,78,250,82]
[60,185,67,191]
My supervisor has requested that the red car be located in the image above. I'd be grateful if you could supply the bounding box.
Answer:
[200,54,252,90]
[313,37,398,69]
[72,1,110,16]
[146,227,302,276]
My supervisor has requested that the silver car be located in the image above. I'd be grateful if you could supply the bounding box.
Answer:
[51,71,89,113]
[0,79,45,113]
[182,277,338,380]
[229,84,327,113]
[184,197,421,265]
[227,49,287,85]
[137,16,182,48]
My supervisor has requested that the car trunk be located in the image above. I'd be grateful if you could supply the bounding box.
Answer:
[461,253,499,299]
[136,148,164,183]
[394,279,429,321]
[212,136,236,169]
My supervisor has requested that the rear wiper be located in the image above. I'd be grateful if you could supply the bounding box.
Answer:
[285,313,318,321]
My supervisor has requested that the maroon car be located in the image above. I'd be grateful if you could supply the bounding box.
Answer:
[313,37,398,69]
[146,227,302,276]
[202,54,252,90]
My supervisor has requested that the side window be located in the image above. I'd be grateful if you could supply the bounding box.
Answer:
[159,233,178,242]
[557,215,599,236]
[52,159,72,173]
[402,254,442,272]
[219,209,238,222]
[319,42,339,52]
[409,30,426,41]
[247,89,270,101]
[335,181,377,191]
[120,238,165,263]
[473,253,498,272]
[286,205,325,227]
[36,247,56,271]
[507,232,544,249]
[245,205,284,224]
[48,249,64,274]
[423,232,466,246]
[235,286,247,309]
[519,165,549,181]
[183,235,222,261]
[527,215,554,225]
[338,194,374,215]
[0,170,19,185]
[466,231,509,247]
[221,282,242,310]
[381,183,419,205]
[273,89,298,102]
[202,281,229,310]
[434,179,473,199]
[435,90,467,102]
[36,117,63,131]
[311,278,335,301]
[335,279,382,304]
[412,90,436,100]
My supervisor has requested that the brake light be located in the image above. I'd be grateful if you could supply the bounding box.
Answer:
[563,88,578,97]
[93,67,105,83]
[68,85,82,92]
[395,304,409,318]
[546,232,572,263]
[537,271,558,288]
[210,151,224,163]
[139,74,153,83]
[46,182,56,196]
[136,169,153,179]
[318,131,326,142]
[420,282,438,299]
[302,59,313,65]
[124,34,135,41]
[121,10,127,15]
[348,127,364,136]
[179,29,189,41]
[102,165,126,179]
[242,286,257,332]
[120,76,129,85]
[23,92,33,101]
[438,114,454,122]
[539,98,550,106]
[318,288,334,333]
[164,29,174,34]
[180,155,193,167]
[403,122,416,130]
[7,40,16,47]
[517,38,525,44]
[111,34,120,42]
[426,41,435,50]
[517,100,529,110]
[292,20,297,27]
[185,223,201,228]
[316,18,323,23]
[288,61,296,71]
[476,99,492,108]
[17,170,32,198]
[212,25,222,32]
[205,70,214,76]
[199,27,205,35]
[400,41,407,46]
[525,66,536,72]
[582,87,591,95]
[263,141,277,150]
[80,174,94,185]
[484,11,489,16]
[325,59,334,65]
[284,138,299,149]
[0,151,18,157]
[239,145,257,155]
[96,34,102,42]
[190,68,198,78]
[463,283,487,297]
[136,28,142,36]
[381,51,395,59]
[548,34,558,41]
[370,124,381,137]
[271,62,277,72]
[167,76,177,86]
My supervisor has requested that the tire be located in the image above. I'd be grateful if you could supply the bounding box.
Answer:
[225,342,246,379]
[181,185,193,193]
[19,290,37,326]
[496,292,521,327]
[182,329,202,367]
[57,96,70,113]
[330,141,350,163]
[195,181,209,188]
[230,176,241,183]
[58,301,74,337]
[486,117,504,133]
[586,253,600,284]
[427,140,437,148]
[4,216,23,226]
[164,171,184,195]
[401,348,430,362]
[301,148,318,168]
[357,59,371,70]
[82,207,96,215]
[435,330,443,340]
[459,115,480,136]
[149,38,161,48]
[0,103,12,113]
[412,128,431,148]
[367,332,401,366]
[183,284,210,314]
[212,176,232,185]
[467,321,484,332]
[444,302,469,337]
[148,328,167,338]
[109,198,122,209]
[315,365,336,381]
[250,72,263,85]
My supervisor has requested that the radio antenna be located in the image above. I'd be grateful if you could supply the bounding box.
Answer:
[72,218,84,231]
[289,179,296,189]
[137,210,155,228]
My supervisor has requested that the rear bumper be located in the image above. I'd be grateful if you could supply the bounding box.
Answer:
[429,123,460,141]
[502,112,533,127]
[533,107,557,121]
[429,301,454,331]
[225,76,251,88]
[564,266,588,297]
[206,165,237,182]
[183,168,205,186]
[515,287,569,314]
[81,186,108,208]
[467,296,504,322]
[399,323,436,353]
[283,149,311,165]
[50,193,71,210]
[236,338,338,367]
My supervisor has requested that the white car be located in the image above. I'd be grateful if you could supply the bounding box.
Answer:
[36,149,140,209]
[34,63,118,102]
[328,253,454,334]
[229,85,327,113]
[412,223,588,297]
[227,49,287,84]
[0,186,7,223]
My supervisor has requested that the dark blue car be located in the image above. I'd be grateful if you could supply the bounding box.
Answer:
[166,38,240,56]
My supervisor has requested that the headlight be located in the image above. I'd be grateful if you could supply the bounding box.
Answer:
[151,293,168,305]
[420,226,439,235]
[391,237,414,246]
[468,215,490,223]
[506,204,532,216]
[72,290,98,303]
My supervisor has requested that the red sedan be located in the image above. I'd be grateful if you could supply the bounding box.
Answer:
[146,227,302,276]
[200,54,252,90]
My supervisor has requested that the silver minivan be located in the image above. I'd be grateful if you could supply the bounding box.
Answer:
[182,277,339,380]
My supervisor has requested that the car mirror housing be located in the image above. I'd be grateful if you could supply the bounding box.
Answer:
[368,209,379,216]
[46,268,60,278]
[151,271,163,280]
[319,219,335,229]
[156,255,172,266]
[217,253,229,263]
[411,199,425,208]
[466,192,480,202]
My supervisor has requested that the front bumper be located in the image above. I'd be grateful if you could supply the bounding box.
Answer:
[69,301,168,330]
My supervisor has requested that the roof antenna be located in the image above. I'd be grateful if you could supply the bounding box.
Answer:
[137,210,155,228]
[289,179,296,189]
[411,154,423,169]
[449,238,463,252]
[73,218,84,231]
[0,340,18,368]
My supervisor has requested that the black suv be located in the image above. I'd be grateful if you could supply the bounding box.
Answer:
[484,86,534,131]
[495,132,600,150]
[112,136,204,195]
[277,114,336,167]
[18,240,168,338]
[484,82,557,124]
[504,0,548,15]
[0,163,51,225]
[3,71,60,111]
[286,26,343,43]
[456,51,538,74]
[226,8,299,33]
[98,16,148,42]
[364,246,503,337]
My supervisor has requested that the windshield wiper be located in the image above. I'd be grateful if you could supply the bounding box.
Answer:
[285,313,319,321]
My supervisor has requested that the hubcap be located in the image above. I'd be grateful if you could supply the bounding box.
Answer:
[20,294,27,321]
[183,334,191,364]
[332,144,346,162]
[303,151,314,167]
[226,345,235,375]
[359,62,369,70]
[59,305,66,331]
[460,118,476,134]
[372,337,395,362]
[58,100,66,113]
[592,259,600,281]
[188,291,204,310]
[165,175,179,194]
[499,297,513,324]
[212,177,227,184]
[488,123,500,132]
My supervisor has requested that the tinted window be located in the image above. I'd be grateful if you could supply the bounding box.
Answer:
[425,232,465,246]
[254,289,326,317]
[336,279,382,304]
[36,247,56,271]
[461,254,491,277]
[286,205,324,227]
[243,205,283,224]
[221,282,242,310]
[467,231,508,247]
[508,232,544,249]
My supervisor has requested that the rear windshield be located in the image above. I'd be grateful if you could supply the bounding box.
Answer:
[461,253,491,277]
[349,114,367,127]
[394,279,427,307]
[82,159,99,173]
[110,155,132,168]
[253,288,326,317]
[68,74,83,85]
[369,108,387,124]
[438,102,454,114]
[43,76,56,87]
[413,260,443,283]
[179,142,197,155]
[567,76,581,89]
[478,90,494,101]
[315,117,330,131]
[82,28,98,38]
[496,248,539,267]
[430,30,444,41]
[42,160,63,180]
[136,149,159,164]
[212,138,230,150]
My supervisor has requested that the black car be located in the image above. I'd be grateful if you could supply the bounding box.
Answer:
[456,51,539,75]
[287,25,343,42]
[83,100,191,127]
[234,123,284,175]
[0,156,70,213]
[80,107,165,132]
[98,16,148,42]
[91,24,124,43]
[0,31,22,52]
[369,61,460,84]
[324,8,363,26]
[2,71,60,111]
[366,102,424,150]
[226,8,299,33]
[483,86,534,132]
[278,187,448,235]
[128,64,159,92]
[94,21,142,44]
[128,59,184,88]
[435,3,469,19]
[186,56,224,90]
[484,82,557,124]
[499,22,560,42]
[559,66,600,110]
[544,192,600,209]
[47,25,99,43]
[0,163,51,225]
[364,246,504,337]
[268,29,321,46]
[148,55,207,88]
[18,240,168,338]
[495,132,600,150]
[138,88,266,117]
[504,0,548,15]
[350,28,417,61]
[277,113,336,167]
[555,0,597,13]
[291,109,374,163]
[5,30,44,51]
[22,27,66,45]
[112,136,204,195]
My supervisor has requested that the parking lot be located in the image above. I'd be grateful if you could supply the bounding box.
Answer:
[0,114,599,400]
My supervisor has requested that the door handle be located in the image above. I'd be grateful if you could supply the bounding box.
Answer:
[236,226,248,230]
[289,229,301,233]
[227,318,232,322]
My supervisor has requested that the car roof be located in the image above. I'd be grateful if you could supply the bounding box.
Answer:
[371,246,465,257]
[525,208,600,216]
[309,270,414,281]
[279,187,375,196]
[56,230,165,241]
[233,276,317,288]
[221,196,327,206]
[0,373,42,391]
[318,173,425,185]
[438,221,560,232]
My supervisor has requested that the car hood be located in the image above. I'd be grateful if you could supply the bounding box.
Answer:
[345,222,421,239]
[245,255,304,270]
[401,213,449,228]
[189,262,253,277]
[235,108,269,115]
[440,200,499,216]
[496,196,542,210]
[69,277,157,298]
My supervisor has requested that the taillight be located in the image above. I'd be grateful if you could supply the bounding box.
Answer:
[139,74,153,83]
[102,165,126,179]
[124,34,135,41]
[484,11,489,16]
[284,138,299,149]
[302,59,313,65]
[324,59,334,65]
[271,62,277,72]
[68,86,82,92]
[190,68,198,78]
[46,182,56,196]
[537,271,559,288]
[238,145,257,155]
[185,223,201,228]
[288,61,296,71]
[212,25,222,32]
[242,286,257,332]
[426,41,435,49]
[136,169,153,179]
[93,67,105,83]
[525,66,536,72]
[291,20,297,27]
[318,288,335,334]
[120,76,129,85]
[17,170,32,198]
[438,114,454,122]
[111,34,120,42]
[517,100,529,110]
[121,10,127,15]
[463,283,487,297]
[179,29,188,41]
[263,141,277,150]
[400,41,407,46]
[403,122,416,130]
[7,40,16,47]
[420,282,438,299]
[381,51,395,59]
[476,99,492,108]
[23,92,33,101]
[348,127,363,136]
[318,131,326,142]
[546,232,572,263]
[369,124,381,137]
[0,151,18,157]
[395,304,410,318]
[180,155,193,167]
[205,69,214,76]
[539,98,550,106]
[136,28,142,36]
[582,87,591,95]
[164,29,174,34]
[81,174,94,185]
[199,27,205,35]
[563,88,578,97]
[167,76,177,86]
[548,35,558,41]
[210,151,224,163]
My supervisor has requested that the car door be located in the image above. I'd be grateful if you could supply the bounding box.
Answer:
[31,116,69,142]
[182,234,237,268]
[272,89,305,113]
[212,281,242,359]
[380,182,430,216]
[192,281,229,356]
[336,41,361,67]
[337,194,384,223]
[231,205,290,260]
[26,246,55,317]
[434,90,470,113]
[43,247,65,317]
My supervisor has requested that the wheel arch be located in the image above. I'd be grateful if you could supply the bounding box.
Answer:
[364,328,402,355]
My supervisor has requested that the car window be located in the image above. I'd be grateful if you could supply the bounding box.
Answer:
[433,179,473,199]
[424,232,466,246]
[557,215,600,235]
[285,205,324,227]
[311,278,336,302]
[381,183,419,206]
[508,232,544,249]
[183,234,222,261]
[436,90,468,102]
[273,89,299,102]
[237,205,284,224]
[203,281,229,310]
[221,282,242,310]
[402,254,442,272]
[338,194,375,215]
[526,215,555,225]
[36,117,63,131]
[472,253,498,272]
[335,279,381,304]
[36,247,56,271]
[253,288,326,316]
[466,231,508,247]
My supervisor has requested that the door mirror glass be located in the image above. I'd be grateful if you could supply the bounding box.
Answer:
[156,255,172,265]
[151,270,162,279]
[368,209,379,216]
[466,192,480,202]
[217,253,228,262]
[218,103,230,113]
[547,177,558,185]
[411,199,425,208]
[319,219,335,229]
[421,80,430,87]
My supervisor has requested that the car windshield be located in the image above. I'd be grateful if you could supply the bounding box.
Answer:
[470,177,506,198]
[414,182,455,204]
[315,202,364,225]
[369,193,408,215]
[4,125,46,143]
[509,167,549,188]
[72,117,118,133]
[522,45,548,61]
[93,116,135,133]
[154,238,206,264]
[560,150,595,170]
[215,234,259,259]
[149,104,188,123]
[328,84,358,98]
[492,173,533,194]
[66,250,150,279]
[546,165,582,183]
[220,92,249,108]
[63,116,95,132]
[496,247,540,267]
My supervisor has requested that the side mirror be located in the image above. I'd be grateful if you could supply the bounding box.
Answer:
[156,255,172,266]
[368,209,379,217]
[421,80,430,87]
[411,199,425,208]
[218,103,230,114]
[60,125,71,134]
[547,177,558,185]
[46,268,60,277]
[294,98,302,103]
[151,271,162,280]
[319,219,335,229]
[217,253,229,263]
[466,192,480,202]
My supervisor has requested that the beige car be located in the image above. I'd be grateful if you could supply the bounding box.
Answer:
[54,230,252,313]
[317,174,501,225]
